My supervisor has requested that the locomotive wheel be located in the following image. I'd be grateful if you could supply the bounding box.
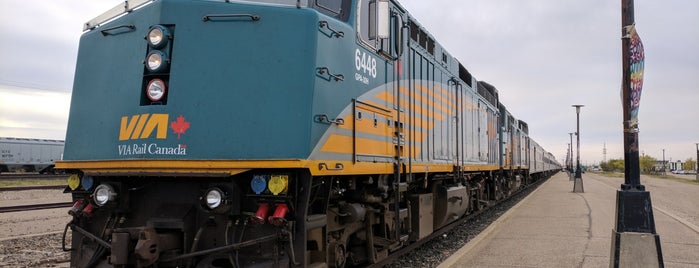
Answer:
[328,242,347,268]
[494,184,503,200]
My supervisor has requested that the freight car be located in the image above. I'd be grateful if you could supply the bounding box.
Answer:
[57,0,561,267]
[0,137,64,173]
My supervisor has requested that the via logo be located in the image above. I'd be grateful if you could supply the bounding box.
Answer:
[119,114,190,140]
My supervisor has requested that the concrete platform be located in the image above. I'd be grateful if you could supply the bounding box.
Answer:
[439,172,699,268]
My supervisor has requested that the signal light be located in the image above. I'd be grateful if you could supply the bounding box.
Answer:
[142,24,173,105]
[146,79,167,101]
[147,25,170,49]
[145,51,169,73]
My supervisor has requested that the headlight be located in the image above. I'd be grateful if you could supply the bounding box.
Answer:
[146,51,169,73]
[205,188,223,209]
[147,25,170,48]
[93,184,117,207]
[146,79,167,101]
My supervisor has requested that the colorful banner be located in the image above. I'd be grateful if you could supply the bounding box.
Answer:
[628,24,644,129]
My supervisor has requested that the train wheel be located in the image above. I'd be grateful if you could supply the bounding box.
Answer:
[329,242,347,268]
[494,183,503,201]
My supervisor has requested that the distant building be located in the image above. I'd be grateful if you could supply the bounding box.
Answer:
[667,160,684,171]
[652,160,669,172]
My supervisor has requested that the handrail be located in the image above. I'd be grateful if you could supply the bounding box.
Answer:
[84,0,154,31]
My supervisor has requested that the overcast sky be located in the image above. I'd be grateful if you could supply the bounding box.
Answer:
[1,0,697,166]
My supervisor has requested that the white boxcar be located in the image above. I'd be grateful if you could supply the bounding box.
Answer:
[0,137,64,173]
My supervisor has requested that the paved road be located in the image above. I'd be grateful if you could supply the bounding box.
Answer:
[439,172,699,268]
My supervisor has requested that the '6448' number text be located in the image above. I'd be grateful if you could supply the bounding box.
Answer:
[355,49,377,79]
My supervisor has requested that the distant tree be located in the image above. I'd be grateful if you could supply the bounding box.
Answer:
[601,159,625,172]
[639,155,657,174]
[685,158,696,171]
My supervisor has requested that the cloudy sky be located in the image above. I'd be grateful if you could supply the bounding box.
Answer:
[1,0,697,165]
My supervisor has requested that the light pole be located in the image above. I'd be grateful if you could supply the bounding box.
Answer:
[572,105,584,193]
[569,132,574,172]
[662,149,666,175]
[566,143,570,169]
[572,105,584,179]
[611,1,662,266]
[695,143,698,181]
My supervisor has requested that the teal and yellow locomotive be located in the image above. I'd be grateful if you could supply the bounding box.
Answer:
[58,0,560,267]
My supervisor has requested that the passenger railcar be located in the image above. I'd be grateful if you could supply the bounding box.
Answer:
[0,137,64,173]
[58,0,561,267]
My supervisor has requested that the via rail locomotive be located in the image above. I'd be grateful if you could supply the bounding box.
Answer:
[58,0,561,267]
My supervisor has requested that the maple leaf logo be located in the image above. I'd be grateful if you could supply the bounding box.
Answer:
[170,115,190,139]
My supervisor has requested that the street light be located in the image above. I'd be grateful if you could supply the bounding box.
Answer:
[572,105,584,179]
[572,105,584,193]
[662,149,666,175]
[695,143,698,181]
[569,132,574,172]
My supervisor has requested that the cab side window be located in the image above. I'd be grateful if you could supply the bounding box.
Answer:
[358,0,391,54]
[315,0,350,21]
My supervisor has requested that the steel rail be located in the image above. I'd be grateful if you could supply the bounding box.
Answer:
[0,185,66,192]
[0,202,73,213]
[0,174,68,180]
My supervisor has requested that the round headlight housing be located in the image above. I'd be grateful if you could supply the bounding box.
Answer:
[93,184,117,207]
[146,51,169,73]
[146,79,167,101]
[147,25,170,49]
[205,188,223,210]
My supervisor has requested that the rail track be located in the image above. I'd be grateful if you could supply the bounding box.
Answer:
[0,202,73,213]
[368,175,552,268]
[0,173,68,180]
[0,185,66,192]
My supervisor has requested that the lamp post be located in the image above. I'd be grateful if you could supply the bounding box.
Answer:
[566,143,570,169]
[569,132,574,172]
[662,149,666,175]
[572,105,584,192]
[695,143,698,181]
[572,105,584,178]
[611,1,663,266]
